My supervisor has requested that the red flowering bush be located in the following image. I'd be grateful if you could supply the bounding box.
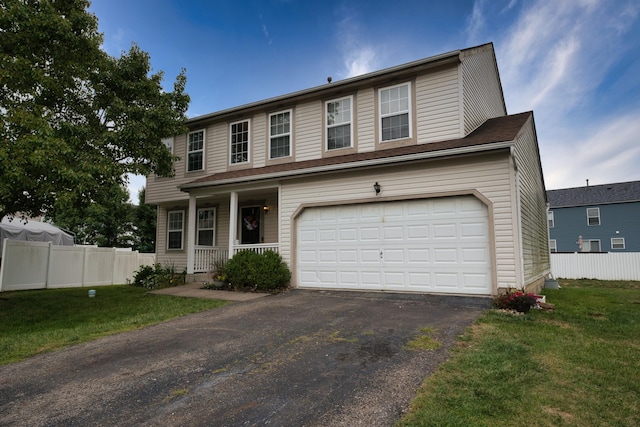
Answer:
[493,291,539,313]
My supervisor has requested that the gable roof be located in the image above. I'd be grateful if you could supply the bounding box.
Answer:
[186,43,502,129]
[180,111,532,190]
[547,180,640,208]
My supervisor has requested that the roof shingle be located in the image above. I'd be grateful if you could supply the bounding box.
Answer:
[547,181,640,207]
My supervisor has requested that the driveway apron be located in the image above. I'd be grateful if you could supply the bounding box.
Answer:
[0,290,487,426]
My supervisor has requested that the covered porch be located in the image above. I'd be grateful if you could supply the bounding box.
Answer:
[185,185,280,274]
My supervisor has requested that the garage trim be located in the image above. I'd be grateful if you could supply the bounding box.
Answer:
[291,189,497,294]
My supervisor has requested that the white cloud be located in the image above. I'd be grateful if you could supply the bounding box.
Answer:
[467,0,640,188]
[333,5,378,79]
[541,110,640,189]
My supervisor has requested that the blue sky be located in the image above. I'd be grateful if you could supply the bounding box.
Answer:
[88,0,640,202]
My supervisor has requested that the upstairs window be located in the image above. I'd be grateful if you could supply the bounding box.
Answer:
[187,130,204,172]
[167,210,184,250]
[548,211,555,228]
[161,137,174,155]
[379,82,411,142]
[197,208,216,246]
[549,239,557,253]
[611,237,625,250]
[230,120,250,164]
[326,96,352,150]
[587,207,600,226]
[269,111,291,159]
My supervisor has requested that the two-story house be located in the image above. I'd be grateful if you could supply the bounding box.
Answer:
[547,180,640,252]
[146,42,549,296]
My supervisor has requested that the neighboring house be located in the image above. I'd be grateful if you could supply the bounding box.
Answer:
[146,42,549,296]
[547,180,640,253]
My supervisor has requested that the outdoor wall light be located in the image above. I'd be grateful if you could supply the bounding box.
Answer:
[373,182,381,195]
[263,205,270,214]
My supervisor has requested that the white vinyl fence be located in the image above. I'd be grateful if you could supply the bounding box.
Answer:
[550,252,640,281]
[0,239,156,292]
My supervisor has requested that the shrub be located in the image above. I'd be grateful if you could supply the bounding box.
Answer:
[131,263,185,290]
[225,250,291,293]
[493,290,538,313]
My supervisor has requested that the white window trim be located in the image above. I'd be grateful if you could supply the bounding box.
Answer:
[587,207,600,226]
[548,211,554,228]
[325,96,353,151]
[161,137,174,155]
[196,207,216,247]
[611,237,625,250]
[229,119,251,165]
[186,130,205,172]
[167,210,185,250]
[549,239,557,253]
[379,81,413,143]
[268,110,292,160]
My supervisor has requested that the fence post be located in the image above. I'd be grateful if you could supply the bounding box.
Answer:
[45,241,53,289]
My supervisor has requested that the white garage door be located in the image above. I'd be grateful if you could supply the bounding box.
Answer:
[297,196,491,295]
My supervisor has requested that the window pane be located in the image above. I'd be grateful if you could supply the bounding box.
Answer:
[168,231,182,249]
[271,135,290,158]
[197,230,213,246]
[231,121,249,164]
[382,113,409,141]
[328,124,351,149]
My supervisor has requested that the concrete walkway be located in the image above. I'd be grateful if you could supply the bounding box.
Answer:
[148,282,270,301]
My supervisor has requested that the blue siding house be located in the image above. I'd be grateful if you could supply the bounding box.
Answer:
[547,181,640,252]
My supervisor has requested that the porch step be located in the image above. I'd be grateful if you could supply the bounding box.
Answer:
[186,273,213,283]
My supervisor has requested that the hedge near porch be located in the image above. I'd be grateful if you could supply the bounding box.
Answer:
[225,250,291,292]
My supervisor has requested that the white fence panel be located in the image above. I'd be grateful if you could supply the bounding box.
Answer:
[551,252,640,281]
[48,246,85,288]
[0,239,156,291]
[0,240,50,291]
[84,247,116,286]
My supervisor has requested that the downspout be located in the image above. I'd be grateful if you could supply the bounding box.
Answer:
[511,146,526,289]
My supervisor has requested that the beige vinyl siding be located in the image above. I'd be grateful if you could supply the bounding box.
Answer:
[356,88,375,152]
[294,101,323,161]
[146,133,194,204]
[415,64,462,143]
[513,116,550,284]
[461,45,506,135]
[208,122,228,174]
[279,152,519,293]
[252,114,266,168]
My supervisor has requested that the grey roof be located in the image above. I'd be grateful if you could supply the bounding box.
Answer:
[547,180,640,208]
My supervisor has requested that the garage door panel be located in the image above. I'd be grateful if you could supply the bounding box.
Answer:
[407,225,429,239]
[339,228,358,241]
[383,226,404,240]
[297,196,491,294]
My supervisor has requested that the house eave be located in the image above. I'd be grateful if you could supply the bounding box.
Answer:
[179,140,515,192]
[186,51,462,128]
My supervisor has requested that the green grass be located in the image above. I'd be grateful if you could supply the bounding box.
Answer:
[397,279,640,427]
[0,285,229,365]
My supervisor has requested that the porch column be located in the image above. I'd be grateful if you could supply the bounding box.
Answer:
[228,191,238,259]
[186,194,197,274]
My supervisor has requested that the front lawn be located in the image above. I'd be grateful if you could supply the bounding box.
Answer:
[0,285,228,366]
[398,279,640,426]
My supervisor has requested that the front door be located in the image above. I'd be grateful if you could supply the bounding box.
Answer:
[241,206,261,244]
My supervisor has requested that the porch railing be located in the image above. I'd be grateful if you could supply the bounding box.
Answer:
[194,246,228,273]
[232,243,280,256]
[193,244,280,273]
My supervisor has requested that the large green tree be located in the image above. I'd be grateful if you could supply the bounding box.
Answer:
[0,0,189,220]
[51,181,134,247]
[133,187,156,253]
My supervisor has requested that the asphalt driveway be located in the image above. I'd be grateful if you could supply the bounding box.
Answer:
[0,290,488,426]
